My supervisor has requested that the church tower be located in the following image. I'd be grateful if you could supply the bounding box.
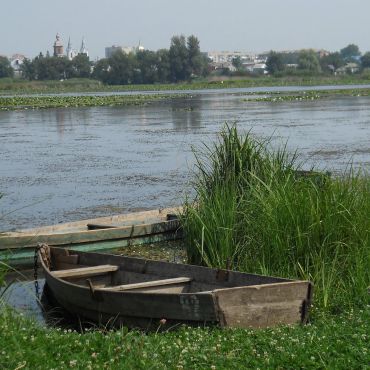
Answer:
[79,38,89,58]
[66,37,77,60]
[53,33,64,57]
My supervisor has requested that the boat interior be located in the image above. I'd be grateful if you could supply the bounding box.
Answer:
[41,246,289,295]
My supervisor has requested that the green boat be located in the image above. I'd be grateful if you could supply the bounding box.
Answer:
[0,207,182,267]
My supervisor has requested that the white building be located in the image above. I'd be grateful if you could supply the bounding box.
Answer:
[207,51,256,64]
[66,38,77,60]
[65,36,89,60]
[79,38,88,57]
[207,50,268,73]
[10,54,26,77]
[105,43,144,58]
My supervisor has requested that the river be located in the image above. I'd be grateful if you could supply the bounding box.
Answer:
[0,86,369,231]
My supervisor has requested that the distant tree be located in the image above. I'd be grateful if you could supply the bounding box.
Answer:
[0,56,14,78]
[156,49,171,83]
[72,54,91,78]
[135,50,159,84]
[90,35,208,85]
[106,50,134,85]
[92,58,110,83]
[169,35,190,82]
[232,56,243,70]
[320,52,345,73]
[281,52,299,65]
[20,58,35,80]
[340,44,361,61]
[31,56,73,80]
[298,50,321,74]
[187,35,203,77]
[266,51,285,74]
[199,53,211,77]
[361,52,370,69]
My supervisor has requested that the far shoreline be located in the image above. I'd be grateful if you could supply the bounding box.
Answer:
[1,75,370,96]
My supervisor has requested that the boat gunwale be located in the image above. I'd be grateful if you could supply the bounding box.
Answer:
[40,247,300,296]
[0,207,181,237]
[1,219,181,250]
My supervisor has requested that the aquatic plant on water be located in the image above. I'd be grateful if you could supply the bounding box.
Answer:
[0,94,189,111]
[182,124,370,310]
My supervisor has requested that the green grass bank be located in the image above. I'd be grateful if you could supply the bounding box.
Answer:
[0,307,368,369]
[182,125,369,311]
[1,74,370,95]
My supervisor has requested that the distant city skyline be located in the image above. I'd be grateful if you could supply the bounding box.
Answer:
[1,0,370,59]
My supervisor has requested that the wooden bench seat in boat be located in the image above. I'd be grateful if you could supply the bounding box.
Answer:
[52,265,119,279]
[101,277,192,292]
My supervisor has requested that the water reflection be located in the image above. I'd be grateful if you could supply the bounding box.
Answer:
[170,96,202,129]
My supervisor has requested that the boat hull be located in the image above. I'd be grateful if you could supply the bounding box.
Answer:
[40,247,313,330]
[0,208,181,267]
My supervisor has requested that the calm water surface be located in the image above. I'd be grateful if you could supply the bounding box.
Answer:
[1,90,369,230]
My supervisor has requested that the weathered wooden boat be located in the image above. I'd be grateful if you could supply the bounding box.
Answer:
[39,244,313,330]
[0,208,181,266]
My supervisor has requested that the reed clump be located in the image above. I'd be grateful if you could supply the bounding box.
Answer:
[182,124,369,310]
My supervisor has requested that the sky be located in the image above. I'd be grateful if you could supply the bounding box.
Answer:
[1,0,370,60]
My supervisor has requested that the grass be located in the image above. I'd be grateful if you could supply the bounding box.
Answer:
[182,124,370,311]
[0,307,368,369]
[1,74,370,95]
[0,78,103,94]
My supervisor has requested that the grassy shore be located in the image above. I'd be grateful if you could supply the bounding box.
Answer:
[182,125,369,311]
[1,74,370,95]
[0,307,368,369]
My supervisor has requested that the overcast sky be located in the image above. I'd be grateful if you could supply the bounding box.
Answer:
[1,0,369,59]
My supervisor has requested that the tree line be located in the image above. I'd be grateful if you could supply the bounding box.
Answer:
[93,35,209,84]
[0,35,209,84]
[1,40,370,82]
[265,44,370,76]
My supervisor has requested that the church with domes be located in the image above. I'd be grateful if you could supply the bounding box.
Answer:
[53,34,89,60]
[53,33,64,57]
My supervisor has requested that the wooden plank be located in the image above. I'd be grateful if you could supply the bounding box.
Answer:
[87,224,119,230]
[0,219,180,249]
[52,264,119,279]
[2,207,181,235]
[214,281,312,328]
[77,250,289,287]
[101,277,192,291]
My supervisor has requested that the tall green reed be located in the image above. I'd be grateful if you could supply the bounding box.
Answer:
[182,124,369,310]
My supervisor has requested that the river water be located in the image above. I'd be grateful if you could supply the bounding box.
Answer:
[1,86,370,231]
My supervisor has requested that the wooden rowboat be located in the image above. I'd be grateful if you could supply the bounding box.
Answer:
[0,208,181,266]
[39,245,313,330]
